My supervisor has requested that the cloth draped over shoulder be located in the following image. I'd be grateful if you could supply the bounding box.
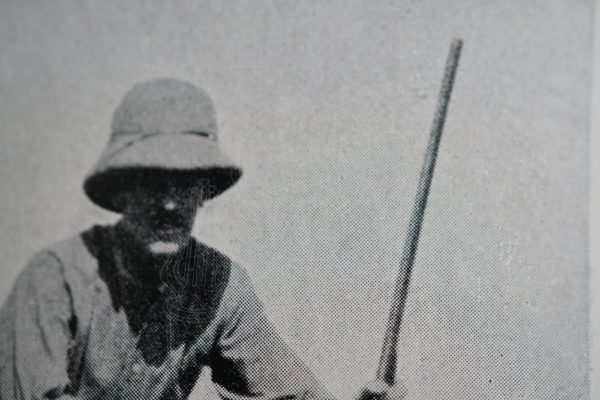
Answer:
[0,225,332,400]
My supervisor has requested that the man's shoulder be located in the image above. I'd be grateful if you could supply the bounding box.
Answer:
[13,226,101,295]
[33,225,107,280]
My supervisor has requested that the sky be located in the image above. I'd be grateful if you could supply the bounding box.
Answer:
[0,1,592,399]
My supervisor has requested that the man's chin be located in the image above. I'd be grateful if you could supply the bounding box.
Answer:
[147,241,183,255]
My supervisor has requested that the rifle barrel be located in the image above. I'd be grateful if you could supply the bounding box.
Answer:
[376,39,463,385]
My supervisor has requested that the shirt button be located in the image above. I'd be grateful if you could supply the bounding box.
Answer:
[132,363,142,374]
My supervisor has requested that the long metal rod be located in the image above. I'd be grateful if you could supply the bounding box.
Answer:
[376,39,463,385]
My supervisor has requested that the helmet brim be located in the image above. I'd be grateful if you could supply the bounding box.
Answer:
[83,133,242,212]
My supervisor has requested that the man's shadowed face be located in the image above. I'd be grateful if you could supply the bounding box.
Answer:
[117,178,205,255]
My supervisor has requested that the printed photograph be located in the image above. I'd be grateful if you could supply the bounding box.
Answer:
[0,1,591,399]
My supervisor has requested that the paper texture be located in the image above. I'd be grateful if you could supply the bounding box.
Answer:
[0,1,591,399]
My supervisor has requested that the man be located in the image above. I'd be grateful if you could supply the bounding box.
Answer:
[0,79,407,400]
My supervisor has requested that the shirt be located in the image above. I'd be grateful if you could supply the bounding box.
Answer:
[0,225,331,400]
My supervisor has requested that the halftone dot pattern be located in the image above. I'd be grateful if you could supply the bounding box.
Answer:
[197,81,589,399]
[0,1,591,399]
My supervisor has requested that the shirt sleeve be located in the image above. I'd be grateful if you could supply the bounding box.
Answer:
[209,266,334,400]
[0,250,76,400]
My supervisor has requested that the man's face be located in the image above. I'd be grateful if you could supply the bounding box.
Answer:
[118,179,204,255]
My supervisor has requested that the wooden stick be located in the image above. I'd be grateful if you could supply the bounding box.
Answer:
[376,39,463,385]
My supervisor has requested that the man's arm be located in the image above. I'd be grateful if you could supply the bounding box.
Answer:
[208,265,334,400]
[0,251,78,400]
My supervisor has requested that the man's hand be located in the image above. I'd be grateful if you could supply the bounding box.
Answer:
[357,380,408,400]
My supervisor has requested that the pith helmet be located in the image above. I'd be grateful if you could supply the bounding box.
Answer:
[83,78,242,212]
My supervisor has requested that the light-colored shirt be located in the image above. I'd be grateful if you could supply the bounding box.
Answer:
[0,225,330,400]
